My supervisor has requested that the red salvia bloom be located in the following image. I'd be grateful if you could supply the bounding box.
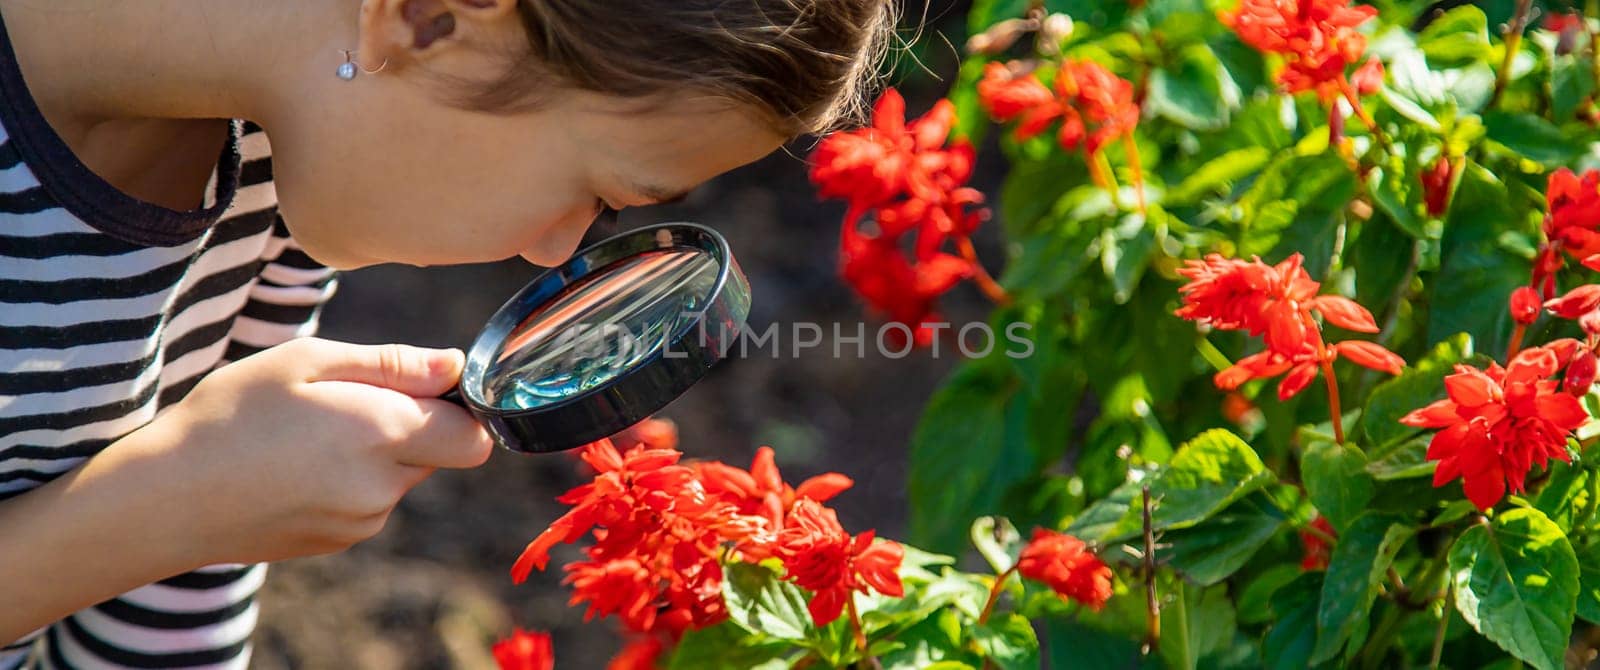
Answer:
[607,638,666,670]
[1400,345,1591,510]
[773,499,905,626]
[1178,252,1404,398]
[1546,168,1600,261]
[493,629,555,670]
[1299,517,1335,571]
[810,88,991,346]
[977,59,1140,159]
[696,446,853,539]
[1421,155,1455,218]
[1220,0,1379,100]
[1016,529,1114,610]
[1511,286,1542,326]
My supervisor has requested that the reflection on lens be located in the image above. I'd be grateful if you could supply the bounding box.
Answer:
[485,248,719,410]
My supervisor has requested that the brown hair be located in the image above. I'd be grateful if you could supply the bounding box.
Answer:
[466,0,897,136]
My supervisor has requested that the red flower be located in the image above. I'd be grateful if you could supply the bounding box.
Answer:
[1179,253,1404,398]
[1546,284,1600,336]
[1299,517,1335,571]
[773,499,904,626]
[613,417,679,452]
[1401,345,1591,509]
[810,88,991,347]
[977,59,1140,158]
[1421,155,1455,218]
[1568,350,1599,396]
[1221,0,1378,100]
[1535,169,1600,298]
[1510,286,1542,326]
[607,637,666,670]
[493,629,554,670]
[1544,12,1587,54]
[1350,56,1385,96]
[511,439,695,581]
[697,447,852,531]
[1015,529,1113,610]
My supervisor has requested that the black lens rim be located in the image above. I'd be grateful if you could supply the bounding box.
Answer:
[458,222,750,453]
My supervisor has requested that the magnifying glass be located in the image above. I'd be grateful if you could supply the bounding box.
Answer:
[440,222,750,453]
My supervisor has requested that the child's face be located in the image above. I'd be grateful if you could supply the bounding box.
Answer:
[264,85,785,270]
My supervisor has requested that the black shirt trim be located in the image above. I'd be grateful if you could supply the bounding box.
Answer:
[0,6,241,246]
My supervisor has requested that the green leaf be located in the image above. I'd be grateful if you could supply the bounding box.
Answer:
[879,609,974,670]
[1101,214,1158,304]
[1044,617,1163,670]
[1147,44,1233,130]
[1163,493,1286,586]
[667,623,790,670]
[1312,514,1416,664]
[1418,5,1492,66]
[908,360,1038,553]
[1449,508,1580,670]
[973,613,1041,670]
[1576,541,1600,624]
[1552,54,1597,122]
[1238,564,1303,625]
[1262,573,1323,670]
[1364,437,1437,480]
[1301,440,1376,531]
[1428,163,1528,357]
[1164,147,1274,206]
[1533,461,1589,533]
[1483,112,1583,167]
[1360,333,1473,450]
[966,0,1029,33]
[722,562,816,644]
[1070,429,1275,543]
[1150,429,1275,530]
[1161,582,1241,670]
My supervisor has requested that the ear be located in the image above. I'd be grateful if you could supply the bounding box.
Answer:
[355,0,520,71]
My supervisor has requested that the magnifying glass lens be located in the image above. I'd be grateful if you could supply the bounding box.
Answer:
[483,248,720,411]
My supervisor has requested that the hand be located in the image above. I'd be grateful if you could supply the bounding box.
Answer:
[123,337,494,566]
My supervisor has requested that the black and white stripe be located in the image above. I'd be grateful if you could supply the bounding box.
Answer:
[0,117,335,668]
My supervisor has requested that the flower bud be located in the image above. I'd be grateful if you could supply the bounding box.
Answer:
[1566,351,1598,396]
[966,18,1030,55]
[1421,155,1454,218]
[1510,286,1542,325]
[1038,14,1074,54]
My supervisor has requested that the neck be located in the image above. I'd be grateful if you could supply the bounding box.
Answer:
[0,0,353,127]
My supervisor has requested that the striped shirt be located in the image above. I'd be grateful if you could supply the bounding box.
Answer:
[0,11,336,668]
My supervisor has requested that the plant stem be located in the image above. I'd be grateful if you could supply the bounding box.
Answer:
[1490,0,1536,109]
[957,236,1012,306]
[978,566,1019,624]
[1301,523,1338,547]
[1508,323,1527,360]
[1430,590,1453,669]
[1337,77,1393,154]
[1092,150,1125,212]
[847,595,868,656]
[1123,130,1148,215]
[1357,601,1407,669]
[1321,359,1346,444]
[1142,484,1161,655]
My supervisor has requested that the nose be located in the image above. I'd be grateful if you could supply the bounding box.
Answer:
[519,206,616,267]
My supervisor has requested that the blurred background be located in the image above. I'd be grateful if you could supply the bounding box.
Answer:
[249,2,995,667]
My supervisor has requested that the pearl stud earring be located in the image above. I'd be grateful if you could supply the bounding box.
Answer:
[337,50,387,81]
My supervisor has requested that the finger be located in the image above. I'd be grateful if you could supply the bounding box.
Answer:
[387,398,495,469]
[309,342,465,398]
[394,464,439,491]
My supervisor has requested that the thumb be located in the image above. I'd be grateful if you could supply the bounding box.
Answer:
[309,342,464,398]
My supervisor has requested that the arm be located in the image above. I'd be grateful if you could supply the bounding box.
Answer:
[0,417,204,642]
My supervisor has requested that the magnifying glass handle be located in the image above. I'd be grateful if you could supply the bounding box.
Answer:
[439,385,468,409]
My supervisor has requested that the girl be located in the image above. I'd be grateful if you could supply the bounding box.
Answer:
[0,0,894,666]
